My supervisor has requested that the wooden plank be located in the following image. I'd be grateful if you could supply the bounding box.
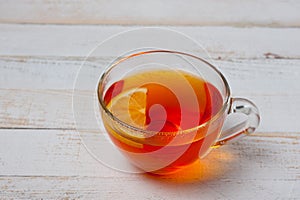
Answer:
[0,24,300,59]
[1,56,299,91]
[0,130,299,199]
[0,130,299,178]
[0,89,74,129]
[0,57,299,132]
[0,88,299,132]
[0,177,298,199]
[0,0,299,27]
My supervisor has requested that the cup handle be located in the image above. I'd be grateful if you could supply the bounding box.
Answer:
[212,97,260,148]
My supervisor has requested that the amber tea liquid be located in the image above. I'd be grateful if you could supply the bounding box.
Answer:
[101,69,224,174]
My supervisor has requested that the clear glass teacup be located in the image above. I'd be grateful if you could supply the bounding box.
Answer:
[97,50,260,175]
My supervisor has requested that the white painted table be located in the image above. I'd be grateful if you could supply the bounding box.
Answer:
[0,1,299,199]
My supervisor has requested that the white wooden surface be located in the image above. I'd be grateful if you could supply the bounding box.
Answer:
[0,0,300,27]
[0,1,300,199]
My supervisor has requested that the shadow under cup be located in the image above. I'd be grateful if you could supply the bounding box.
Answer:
[97,50,231,175]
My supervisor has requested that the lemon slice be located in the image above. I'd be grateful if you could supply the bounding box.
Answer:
[107,87,147,129]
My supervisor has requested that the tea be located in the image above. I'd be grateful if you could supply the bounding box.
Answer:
[101,69,224,174]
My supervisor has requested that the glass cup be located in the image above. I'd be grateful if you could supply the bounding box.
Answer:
[97,50,260,175]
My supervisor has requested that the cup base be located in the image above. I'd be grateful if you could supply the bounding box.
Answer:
[145,160,199,176]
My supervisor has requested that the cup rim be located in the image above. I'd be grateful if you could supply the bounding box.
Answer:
[97,50,231,135]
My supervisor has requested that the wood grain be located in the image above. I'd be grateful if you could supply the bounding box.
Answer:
[0,0,299,27]
[1,24,300,59]
[1,88,300,133]
[0,176,298,199]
